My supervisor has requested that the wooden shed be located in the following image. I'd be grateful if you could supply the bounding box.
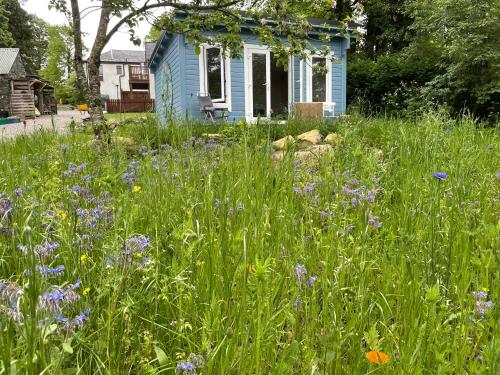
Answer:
[0,48,57,119]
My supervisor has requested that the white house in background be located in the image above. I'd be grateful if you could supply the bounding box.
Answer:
[84,48,156,100]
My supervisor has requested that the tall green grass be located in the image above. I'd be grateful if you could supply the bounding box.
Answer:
[0,113,498,374]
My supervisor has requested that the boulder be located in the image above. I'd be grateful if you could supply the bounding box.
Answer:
[201,133,223,141]
[325,133,341,145]
[294,150,315,162]
[294,144,333,161]
[297,129,321,149]
[272,135,294,151]
[309,144,333,155]
[373,148,384,158]
[107,118,120,125]
[271,151,285,162]
[113,136,135,146]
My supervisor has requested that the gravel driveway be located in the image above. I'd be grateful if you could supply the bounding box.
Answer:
[0,111,89,140]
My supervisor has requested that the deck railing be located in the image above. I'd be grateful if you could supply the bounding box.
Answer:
[129,66,149,81]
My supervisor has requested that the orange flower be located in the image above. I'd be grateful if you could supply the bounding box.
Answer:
[367,351,390,365]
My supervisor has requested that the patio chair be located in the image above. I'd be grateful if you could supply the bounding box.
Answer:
[198,95,228,122]
[323,102,336,119]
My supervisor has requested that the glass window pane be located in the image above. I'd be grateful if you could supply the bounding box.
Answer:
[312,57,327,102]
[252,53,267,117]
[206,48,223,100]
[116,65,123,75]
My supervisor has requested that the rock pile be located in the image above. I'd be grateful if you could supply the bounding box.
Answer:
[271,129,343,161]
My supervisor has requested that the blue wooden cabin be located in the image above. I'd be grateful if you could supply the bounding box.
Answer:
[149,13,355,124]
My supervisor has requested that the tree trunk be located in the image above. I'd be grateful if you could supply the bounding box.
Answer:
[86,1,112,125]
[70,0,88,101]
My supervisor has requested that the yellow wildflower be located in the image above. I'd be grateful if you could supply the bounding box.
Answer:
[482,287,490,293]
[134,252,143,258]
[133,186,142,193]
[83,287,90,296]
[56,209,67,220]
[80,254,89,262]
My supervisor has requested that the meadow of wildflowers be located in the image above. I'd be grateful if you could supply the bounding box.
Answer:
[0,113,498,374]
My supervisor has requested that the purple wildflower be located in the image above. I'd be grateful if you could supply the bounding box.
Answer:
[473,291,494,318]
[368,216,383,230]
[434,172,448,180]
[294,263,307,282]
[319,210,329,220]
[294,298,302,310]
[306,276,317,287]
[176,362,196,375]
[303,183,315,193]
[351,198,359,207]
[0,195,13,220]
[18,241,59,262]
[347,178,360,186]
[13,188,22,197]
[0,280,23,304]
[37,265,65,278]
[0,305,24,322]
[121,235,150,262]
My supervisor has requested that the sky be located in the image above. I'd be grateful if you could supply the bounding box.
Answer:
[21,0,159,52]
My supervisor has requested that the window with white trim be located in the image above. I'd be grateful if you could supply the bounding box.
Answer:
[116,65,123,75]
[306,53,333,103]
[199,46,230,104]
[311,57,327,102]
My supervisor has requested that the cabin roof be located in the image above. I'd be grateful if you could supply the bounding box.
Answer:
[0,48,20,75]
[148,11,356,70]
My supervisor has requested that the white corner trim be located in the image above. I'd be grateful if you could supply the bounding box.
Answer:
[299,59,304,102]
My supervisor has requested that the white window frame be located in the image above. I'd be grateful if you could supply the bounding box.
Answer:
[306,52,333,103]
[198,44,232,110]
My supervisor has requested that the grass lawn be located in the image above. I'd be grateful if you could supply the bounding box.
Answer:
[104,112,153,121]
[0,114,498,373]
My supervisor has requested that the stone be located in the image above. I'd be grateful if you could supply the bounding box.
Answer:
[107,118,120,125]
[297,129,321,149]
[325,133,341,145]
[201,133,223,140]
[373,148,384,158]
[113,136,135,146]
[309,144,333,155]
[271,151,285,162]
[294,144,333,162]
[272,135,294,151]
[295,150,312,161]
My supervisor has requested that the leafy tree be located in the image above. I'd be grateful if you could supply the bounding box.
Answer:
[362,0,413,59]
[57,72,84,105]
[40,26,74,83]
[407,0,500,118]
[40,26,77,104]
[0,0,15,47]
[3,0,48,73]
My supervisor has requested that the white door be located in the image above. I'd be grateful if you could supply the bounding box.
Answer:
[245,46,271,121]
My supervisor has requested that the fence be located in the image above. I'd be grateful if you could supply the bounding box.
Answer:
[105,99,155,113]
